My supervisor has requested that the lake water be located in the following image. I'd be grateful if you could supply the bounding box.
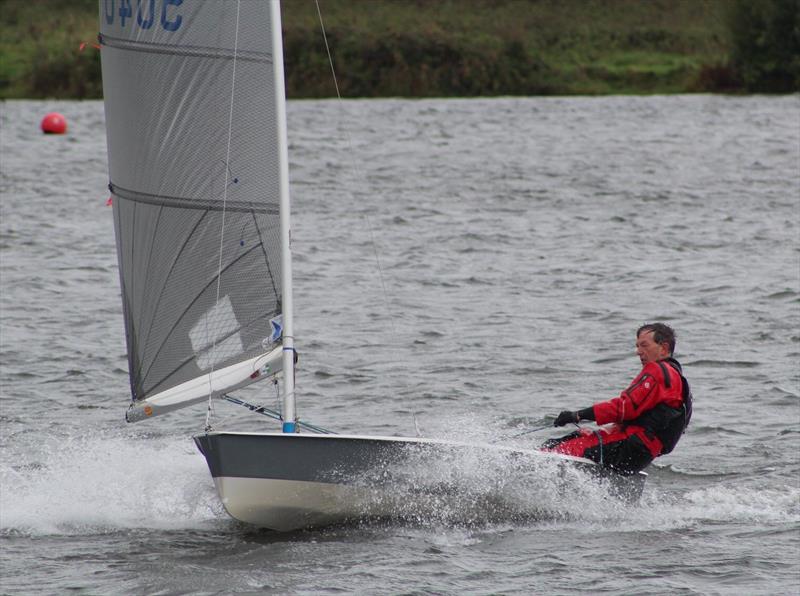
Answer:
[1,95,799,595]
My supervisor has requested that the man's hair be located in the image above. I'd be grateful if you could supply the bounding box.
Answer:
[637,322,676,355]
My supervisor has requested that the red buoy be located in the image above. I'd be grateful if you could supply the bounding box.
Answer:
[41,112,67,134]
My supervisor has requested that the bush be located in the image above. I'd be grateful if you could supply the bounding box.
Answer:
[728,0,800,92]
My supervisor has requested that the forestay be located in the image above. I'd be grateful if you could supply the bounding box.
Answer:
[99,1,288,421]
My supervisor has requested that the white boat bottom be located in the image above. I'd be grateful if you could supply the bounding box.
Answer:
[213,476,380,531]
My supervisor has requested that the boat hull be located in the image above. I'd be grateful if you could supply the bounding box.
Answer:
[194,432,646,531]
[209,476,394,531]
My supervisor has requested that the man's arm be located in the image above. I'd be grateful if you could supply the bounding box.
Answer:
[553,363,665,427]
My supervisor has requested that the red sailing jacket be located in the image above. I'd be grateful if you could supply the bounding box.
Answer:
[591,360,685,456]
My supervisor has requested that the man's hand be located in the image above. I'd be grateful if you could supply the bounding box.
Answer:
[554,410,578,427]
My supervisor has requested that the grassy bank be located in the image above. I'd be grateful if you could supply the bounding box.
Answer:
[0,0,796,99]
[282,0,733,97]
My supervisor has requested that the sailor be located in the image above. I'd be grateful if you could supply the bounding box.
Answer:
[542,322,692,474]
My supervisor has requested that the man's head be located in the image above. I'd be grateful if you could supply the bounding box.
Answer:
[636,322,676,365]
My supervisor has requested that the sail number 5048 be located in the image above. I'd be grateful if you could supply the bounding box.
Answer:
[104,0,183,31]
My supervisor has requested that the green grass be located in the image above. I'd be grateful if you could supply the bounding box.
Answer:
[0,0,101,98]
[0,0,775,99]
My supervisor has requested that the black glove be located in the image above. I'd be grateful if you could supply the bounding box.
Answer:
[554,410,578,427]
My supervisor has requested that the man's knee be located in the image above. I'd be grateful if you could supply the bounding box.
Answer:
[604,436,653,474]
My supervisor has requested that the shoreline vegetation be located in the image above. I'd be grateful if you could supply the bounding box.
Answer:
[1,0,797,100]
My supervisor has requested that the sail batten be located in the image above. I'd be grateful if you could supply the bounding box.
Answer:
[100,1,285,416]
[99,33,273,63]
[110,183,279,214]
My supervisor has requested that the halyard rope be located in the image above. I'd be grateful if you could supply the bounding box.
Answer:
[315,0,341,101]
[314,0,399,345]
[206,0,242,432]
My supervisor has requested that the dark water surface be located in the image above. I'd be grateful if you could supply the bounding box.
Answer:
[1,95,799,595]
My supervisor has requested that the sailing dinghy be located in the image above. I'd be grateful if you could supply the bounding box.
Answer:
[99,0,645,531]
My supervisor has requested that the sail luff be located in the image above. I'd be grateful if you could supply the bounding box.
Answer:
[270,0,297,433]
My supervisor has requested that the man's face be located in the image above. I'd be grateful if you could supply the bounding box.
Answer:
[636,330,669,365]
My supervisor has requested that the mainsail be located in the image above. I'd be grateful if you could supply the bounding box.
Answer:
[99,1,292,422]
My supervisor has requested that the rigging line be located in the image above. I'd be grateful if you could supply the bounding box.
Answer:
[222,395,336,434]
[314,0,341,100]
[206,0,243,431]
[313,0,399,342]
[502,424,552,439]
[273,378,282,417]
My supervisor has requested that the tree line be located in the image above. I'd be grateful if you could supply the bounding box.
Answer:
[0,0,796,99]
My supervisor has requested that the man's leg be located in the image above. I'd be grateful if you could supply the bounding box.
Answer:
[540,430,582,450]
[584,435,653,474]
[540,430,601,457]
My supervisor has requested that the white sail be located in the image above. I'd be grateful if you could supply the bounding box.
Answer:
[99,1,293,421]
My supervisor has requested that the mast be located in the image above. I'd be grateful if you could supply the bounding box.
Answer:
[270,0,296,433]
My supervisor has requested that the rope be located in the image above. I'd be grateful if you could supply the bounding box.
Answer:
[503,424,552,439]
[205,0,242,432]
[273,378,282,417]
[313,0,399,343]
[591,428,604,465]
[315,0,341,100]
[222,395,336,434]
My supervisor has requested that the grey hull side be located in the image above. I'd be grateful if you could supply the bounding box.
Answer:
[193,432,646,530]
[194,432,439,484]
